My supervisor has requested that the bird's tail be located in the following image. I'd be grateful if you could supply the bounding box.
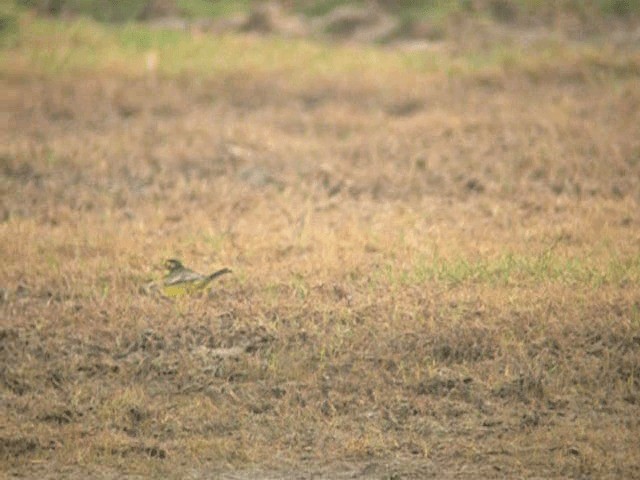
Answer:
[206,268,232,282]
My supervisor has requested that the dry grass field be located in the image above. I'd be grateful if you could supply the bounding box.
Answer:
[1,3,640,478]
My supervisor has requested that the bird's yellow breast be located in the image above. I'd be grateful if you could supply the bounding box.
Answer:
[162,279,209,297]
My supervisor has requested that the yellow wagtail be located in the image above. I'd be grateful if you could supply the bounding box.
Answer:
[161,259,231,297]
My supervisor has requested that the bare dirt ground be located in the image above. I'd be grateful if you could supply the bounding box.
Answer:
[1,12,640,479]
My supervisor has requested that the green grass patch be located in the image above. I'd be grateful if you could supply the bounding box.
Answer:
[17,0,148,22]
[1,13,417,78]
[9,0,640,26]
[3,10,637,82]
[175,0,250,19]
[294,0,365,17]
[404,252,640,287]
[593,0,640,16]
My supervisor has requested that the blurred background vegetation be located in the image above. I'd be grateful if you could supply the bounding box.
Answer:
[3,0,639,26]
[2,0,638,80]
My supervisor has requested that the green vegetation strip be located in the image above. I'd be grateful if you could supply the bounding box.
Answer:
[344,251,640,290]
[2,8,638,80]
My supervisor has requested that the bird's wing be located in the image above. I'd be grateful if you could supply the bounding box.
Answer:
[163,269,205,285]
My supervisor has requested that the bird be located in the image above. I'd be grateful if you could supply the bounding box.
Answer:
[160,259,231,297]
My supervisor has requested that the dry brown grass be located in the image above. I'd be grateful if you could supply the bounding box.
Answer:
[1,13,639,479]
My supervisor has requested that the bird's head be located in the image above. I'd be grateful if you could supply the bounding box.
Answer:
[164,259,184,272]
